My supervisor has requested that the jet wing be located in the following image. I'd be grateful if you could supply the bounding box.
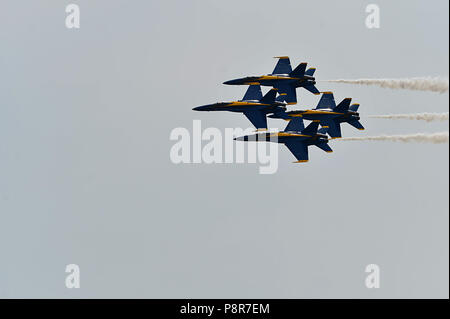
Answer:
[275,84,297,104]
[285,118,305,132]
[242,85,263,101]
[272,56,292,75]
[316,92,336,109]
[321,120,342,138]
[285,141,309,162]
[243,110,268,130]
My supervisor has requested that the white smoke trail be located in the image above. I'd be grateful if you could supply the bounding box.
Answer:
[324,77,449,93]
[337,132,449,144]
[369,112,449,122]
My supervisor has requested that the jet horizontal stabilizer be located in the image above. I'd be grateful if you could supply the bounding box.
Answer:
[304,84,320,95]
[348,120,365,130]
[315,142,333,153]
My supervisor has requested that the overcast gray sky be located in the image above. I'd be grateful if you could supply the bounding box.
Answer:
[0,0,448,298]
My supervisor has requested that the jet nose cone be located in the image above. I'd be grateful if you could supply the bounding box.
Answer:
[193,105,211,111]
[223,80,235,85]
[223,78,243,85]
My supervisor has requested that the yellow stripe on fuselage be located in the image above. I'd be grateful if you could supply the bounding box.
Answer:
[271,133,311,138]
[286,110,343,117]
[227,101,269,107]
[301,110,342,115]
[257,75,299,81]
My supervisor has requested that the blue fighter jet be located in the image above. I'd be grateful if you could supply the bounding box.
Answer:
[223,56,320,105]
[269,92,364,139]
[234,118,332,163]
[193,84,286,130]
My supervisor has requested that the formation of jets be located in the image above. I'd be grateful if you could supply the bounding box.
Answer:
[193,56,365,163]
